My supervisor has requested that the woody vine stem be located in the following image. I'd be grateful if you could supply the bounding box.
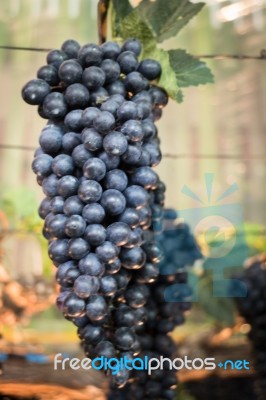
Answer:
[98,0,111,45]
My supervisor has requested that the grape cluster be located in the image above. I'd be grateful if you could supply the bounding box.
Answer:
[109,211,202,399]
[22,38,169,388]
[233,256,266,400]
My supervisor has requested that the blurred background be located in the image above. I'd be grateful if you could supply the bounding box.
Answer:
[0,1,265,399]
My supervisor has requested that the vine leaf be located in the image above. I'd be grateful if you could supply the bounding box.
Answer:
[111,0,133,37]
[169,49,214,88]
[144,48,184,103]
[110,0,214,103]
[136,0,205,43]
[119,8,157,53]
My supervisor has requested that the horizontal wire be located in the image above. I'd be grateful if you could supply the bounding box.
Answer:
[0,144,265,160]
[0,228,265,236]
[0,45,52,52]
[0,45,266,60]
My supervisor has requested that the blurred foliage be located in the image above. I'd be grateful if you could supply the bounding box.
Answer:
[0,186,52,277]
[191,223,266,327]
[176,385,195,400]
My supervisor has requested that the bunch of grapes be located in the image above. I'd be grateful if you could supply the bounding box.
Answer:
[109,210,202,399]
[233,256,266,400]
[22,38,169,388]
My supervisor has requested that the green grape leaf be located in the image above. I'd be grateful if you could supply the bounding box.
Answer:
[197,272,237,327]
[118,8,157,53]
[111,0,133,37]
[110,1,214,103]
[137,0,205,42]
[169,49,214,87]
[144,48,184,102]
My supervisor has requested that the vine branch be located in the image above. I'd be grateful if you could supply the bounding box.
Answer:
[98,0,111,45]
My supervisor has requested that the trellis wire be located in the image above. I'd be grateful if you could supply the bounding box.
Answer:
[0,45,266,60]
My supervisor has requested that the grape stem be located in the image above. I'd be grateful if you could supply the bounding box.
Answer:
[98,0,110,45]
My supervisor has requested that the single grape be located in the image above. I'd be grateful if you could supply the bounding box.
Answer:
[124,72,148,94]
[100,99,118,115]
[78,43,103,67]
[149,86,168,108]
[65,214,86,237]
[95,340,116,359]
[86,295,108,321]
[93,111,115,134]
[115,305,136,327]
[38,197,52,219]
[106,222,131,246]
[98,151,120,171]
[78,180,102,203]
[63,293,86,318]
[61,39,80,58]
[52,154,74,177]
[64,109,84,131]
[82,107,101,127]
[123,185,149,209]
[74,275,100,299]
[100,189,126,215]
[48,239,69,264]
[117,51,138,74]
[22,79,50,105]
[104,169,128,192]
[68,238,90,259]
[82,203,105,224]
[82,128,103,152]
[120,120,144,142]
[82,66,105,90]
[79,253,105,276]
[59,60,83,85]
[62,132,81,153]
[63,196,84,216]
[138,59,162,80]
[105,80,126,97]
[72,144,93,168]
[103,132,128,156]
[114,327,136,351]
[120,247,146,270]
[122,144,142,165]
[83,158,106,181]
[39,125,63,154]
[84,224,107,246]
[95,241,119,264]
[43,92,68,119]
[101,41,121,60]
[100,275,117,296]
[89,87,108,107]
[47,49,68,68]
[117,101,138,122]
[131,167,158,189]
[78,323,104,345]
[65,83,90,109]
[37,65,59,86]
[123,228,143,248]
[118,208,140,228]
[57,175,79,197]
[105,259,121,275]
[32,154,53,177]
[48,213,68,239]
[42,174,59,197]
[122,38,142,56]
[101,59,121,83]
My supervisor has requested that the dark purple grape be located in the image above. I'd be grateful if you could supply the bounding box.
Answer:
[22,79,50,105]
